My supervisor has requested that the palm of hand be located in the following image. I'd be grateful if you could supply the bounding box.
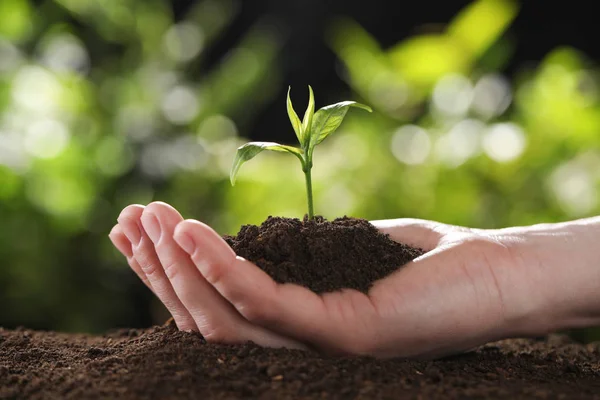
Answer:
[110,202,521,359]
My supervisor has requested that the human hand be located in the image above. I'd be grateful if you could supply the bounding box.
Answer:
[162,217,519,359]
[163,214,600,359]
[110,202,600,359]
[109,202,305,349]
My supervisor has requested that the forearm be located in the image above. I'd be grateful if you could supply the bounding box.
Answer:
[495,216,600,336]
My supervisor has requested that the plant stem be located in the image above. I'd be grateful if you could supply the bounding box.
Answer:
[304,167,314,219]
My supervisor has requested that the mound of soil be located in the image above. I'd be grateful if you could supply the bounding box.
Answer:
[223,216,424,293]
[1,322,599,399]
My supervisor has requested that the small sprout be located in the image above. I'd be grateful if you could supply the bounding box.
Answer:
[230,86,372,219]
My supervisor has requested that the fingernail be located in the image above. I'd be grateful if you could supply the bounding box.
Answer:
[120,220,142,246]
[108,230,118,245]
[108,230,133,258]
[142,213,162,244]
[174,232,196,255]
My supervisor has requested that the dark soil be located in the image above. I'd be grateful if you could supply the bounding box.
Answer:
[223,216,424,294]
[3,216,598,399]
[1,322,599,399]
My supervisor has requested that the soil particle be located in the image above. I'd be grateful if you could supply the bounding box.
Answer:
[224,216,424,293]
[1,325,599,399]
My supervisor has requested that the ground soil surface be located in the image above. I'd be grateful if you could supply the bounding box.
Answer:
[223,216,424,294]
[1,323,599,399]
[2,216,599,399]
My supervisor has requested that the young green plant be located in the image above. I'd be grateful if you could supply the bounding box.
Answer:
[230,86,372,219]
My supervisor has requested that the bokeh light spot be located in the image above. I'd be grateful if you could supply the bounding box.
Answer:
[368,73,409,114]
[550,162,597,216]
[39,33,90,74]
[482,122,526,162]
[161,85,200,125]
[391,125,431,165]
[472,73,512,119]
[12,66,63,115]
[432,73,473,116]
[318,184,355,217]
[23,119,70,159]
[168,134,207,171]
[163,22,205,63]
[435,119,484,167]
[197,114,238,141]
[140,141,172,178]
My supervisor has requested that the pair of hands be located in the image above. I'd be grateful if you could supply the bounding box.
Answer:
[109,202,600,359]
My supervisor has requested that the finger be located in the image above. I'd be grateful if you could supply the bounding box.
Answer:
[109,224,154,292]
[109,224,133,258]
[174,219,378,355]
[118,204,197,332]
[142,203,305,349]
[370,218,448,251]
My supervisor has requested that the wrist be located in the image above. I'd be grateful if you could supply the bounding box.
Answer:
[493,217,600,337]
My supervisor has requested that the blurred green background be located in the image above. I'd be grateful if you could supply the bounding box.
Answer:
[1,0,599,341]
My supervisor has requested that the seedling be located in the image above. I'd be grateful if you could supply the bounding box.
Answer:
[230,86,372,219]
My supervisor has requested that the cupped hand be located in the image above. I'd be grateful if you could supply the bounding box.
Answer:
[167,216,528,359]
[109,202,305,349]
[110,203,595,359]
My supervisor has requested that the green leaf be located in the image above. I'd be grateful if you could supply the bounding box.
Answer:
[286,87,303,144]
[310,101,372,147]
[230,142,303,185]
[301,85,315,145]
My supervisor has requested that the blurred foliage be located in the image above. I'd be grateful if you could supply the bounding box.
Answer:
[0,0,598,341]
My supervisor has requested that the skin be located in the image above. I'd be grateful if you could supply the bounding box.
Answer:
[109,202,600,359]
